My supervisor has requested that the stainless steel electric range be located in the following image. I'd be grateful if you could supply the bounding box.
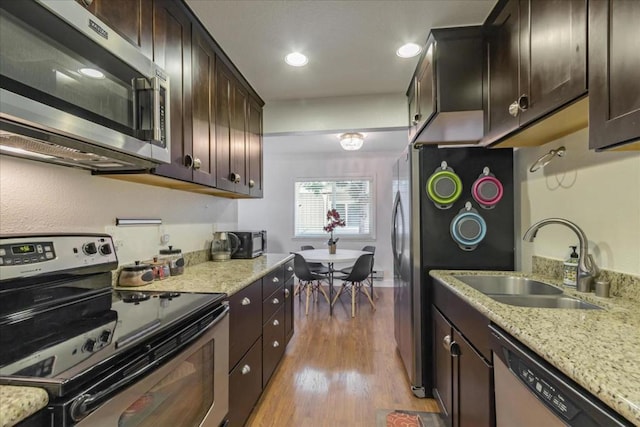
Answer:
[0,234,229,426]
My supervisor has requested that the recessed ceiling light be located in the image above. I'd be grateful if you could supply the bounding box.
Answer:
[79,68,105,79]
[396,43,422,58]
[285,52,308,67]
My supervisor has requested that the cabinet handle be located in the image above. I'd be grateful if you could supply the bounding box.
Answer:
[241,364,251,375]
[272,298,280,305]
[508,101,520,117]
[450,341,461,358]
[287,266,293,272]
[272,341,280,348]
[412,113,421,125]
[249,179,255,188]
[518,94,529,112]
[230,173,241,183]
[284,288,290,298]
[241,297,251,306]
[192,157,202,170]
[184,154,194,168]
[272,277,279,283]
[272,319,280,326]
[443,334,452,350]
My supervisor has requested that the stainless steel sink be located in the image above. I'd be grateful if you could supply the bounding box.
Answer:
[489,295,602,310]
[453,275,563,295]
[452,274,602,310]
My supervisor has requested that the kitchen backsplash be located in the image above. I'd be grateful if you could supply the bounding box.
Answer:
[533,256,640,303]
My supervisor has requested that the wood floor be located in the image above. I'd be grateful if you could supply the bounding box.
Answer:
[245,286,440,426]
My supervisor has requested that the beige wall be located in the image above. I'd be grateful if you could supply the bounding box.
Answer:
[0,156,238,265]
[515,128,640,276]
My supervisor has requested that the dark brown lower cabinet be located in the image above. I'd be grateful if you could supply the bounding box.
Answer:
[284,274,294,344]
[228,261,291,426]
[433,304,494,427]
[228,337,263,427]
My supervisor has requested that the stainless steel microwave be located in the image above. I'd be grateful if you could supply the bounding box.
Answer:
[230,231,267,259]
[0,0,170,171]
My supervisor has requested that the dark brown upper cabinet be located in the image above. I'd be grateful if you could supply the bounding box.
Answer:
[151,0,194,183]
[483,0,588,148]
[588,0,640,151]
[247,97,264,198]
[77,0,153,59]
[407,27,484,146]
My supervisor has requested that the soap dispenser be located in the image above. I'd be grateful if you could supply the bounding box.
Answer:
[563,246,579,287]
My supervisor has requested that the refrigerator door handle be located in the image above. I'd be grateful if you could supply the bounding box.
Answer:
[392,191,404,271]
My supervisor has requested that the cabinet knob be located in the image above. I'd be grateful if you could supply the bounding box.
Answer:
[272,298,280,305]
[230,172,241,183]
[284,288,290,298]
[450,341,461,358]
[518,94,529,112]
[508,101,520,117]
[272,341,280,348]
[412,113,421,125]
[241,297,251,306]
[241,364,251,375]
[272,277,279,283]
[192,157,202,170]
[272,319,280,326]
[184,154,194,168]
[287,266,293,272]
[249,179,255,188]
[443,334,452,350]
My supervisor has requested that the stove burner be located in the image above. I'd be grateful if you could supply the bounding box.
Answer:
[121,293,151,304]
[159,292,180,299]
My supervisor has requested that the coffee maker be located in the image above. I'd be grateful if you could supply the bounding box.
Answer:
[211,232,240,261]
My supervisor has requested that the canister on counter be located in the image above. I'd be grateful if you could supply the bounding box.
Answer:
[159,246,185,276]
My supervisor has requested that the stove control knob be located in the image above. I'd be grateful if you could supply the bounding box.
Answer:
[83,242,97,255]
[99,244,112,256]
[99,330,111,343]
[83,339,96,353]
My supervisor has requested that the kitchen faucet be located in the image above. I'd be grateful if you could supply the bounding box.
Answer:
[523,218,599,292]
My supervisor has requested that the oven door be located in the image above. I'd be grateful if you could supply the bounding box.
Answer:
[77,308,229,427]
[0,0,170,166]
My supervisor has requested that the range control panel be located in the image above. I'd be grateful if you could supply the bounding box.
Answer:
[0,234,118,281]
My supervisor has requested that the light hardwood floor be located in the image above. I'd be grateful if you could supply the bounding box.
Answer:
[246,286,440,426]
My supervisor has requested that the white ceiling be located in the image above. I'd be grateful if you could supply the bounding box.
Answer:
[186,0,496,153]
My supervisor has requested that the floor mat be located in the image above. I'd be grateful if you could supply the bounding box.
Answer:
[375,409,444,427]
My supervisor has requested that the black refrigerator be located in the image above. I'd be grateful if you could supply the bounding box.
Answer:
[392,144,514,398]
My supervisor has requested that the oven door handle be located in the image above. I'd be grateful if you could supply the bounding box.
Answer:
[69,304,229,422]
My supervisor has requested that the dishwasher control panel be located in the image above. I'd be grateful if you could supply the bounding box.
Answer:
[511,353,580,420]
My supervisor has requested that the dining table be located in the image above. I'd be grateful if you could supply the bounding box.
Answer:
[295,248,368,315]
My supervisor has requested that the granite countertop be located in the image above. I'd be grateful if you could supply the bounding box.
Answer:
[0,386,48,427]
[430,269,640,426]
[0,253,293,427]
[114,252,294,295]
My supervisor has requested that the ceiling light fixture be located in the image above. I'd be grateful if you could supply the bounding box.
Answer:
[339,132,365,151]
[285,52,308,67]
[396,43,422,58]
[79,68,105,79]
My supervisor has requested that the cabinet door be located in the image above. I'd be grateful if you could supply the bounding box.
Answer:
[247,97,263,198]
[433,308,453,427]
[454,330,493,427]
[190,28,217,186]
[229,280,262,370]
[78,0,152,58]
[589,0,640,150]
[232,83,250,195]
[416,46,435,132]
[519,0,587,126]
[215,60,235,192]
[228,337,263,427]
[152,0,193,182]
[484,0,521,143]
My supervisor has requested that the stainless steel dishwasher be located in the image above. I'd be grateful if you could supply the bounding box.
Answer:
[489,325,632,427]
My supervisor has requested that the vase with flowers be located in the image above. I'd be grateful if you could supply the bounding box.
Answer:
[323,208,345,254]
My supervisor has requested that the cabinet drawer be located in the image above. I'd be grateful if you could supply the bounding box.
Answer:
[283,259,294,283]
[262,306,285,386]
[263,287,284,324]
[228,337,263,427]
[263,267,284,300]
[229,280,262,370]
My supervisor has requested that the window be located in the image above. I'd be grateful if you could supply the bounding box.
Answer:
[294,178,374,238]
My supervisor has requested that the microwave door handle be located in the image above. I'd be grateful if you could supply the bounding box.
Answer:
[151,76,164,144]
[228,232,240,255]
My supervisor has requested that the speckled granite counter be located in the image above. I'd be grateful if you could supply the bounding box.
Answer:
[0,386,48,427]
[430,270,640,426]
[0,254,292,427]
[114,253,294,295]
